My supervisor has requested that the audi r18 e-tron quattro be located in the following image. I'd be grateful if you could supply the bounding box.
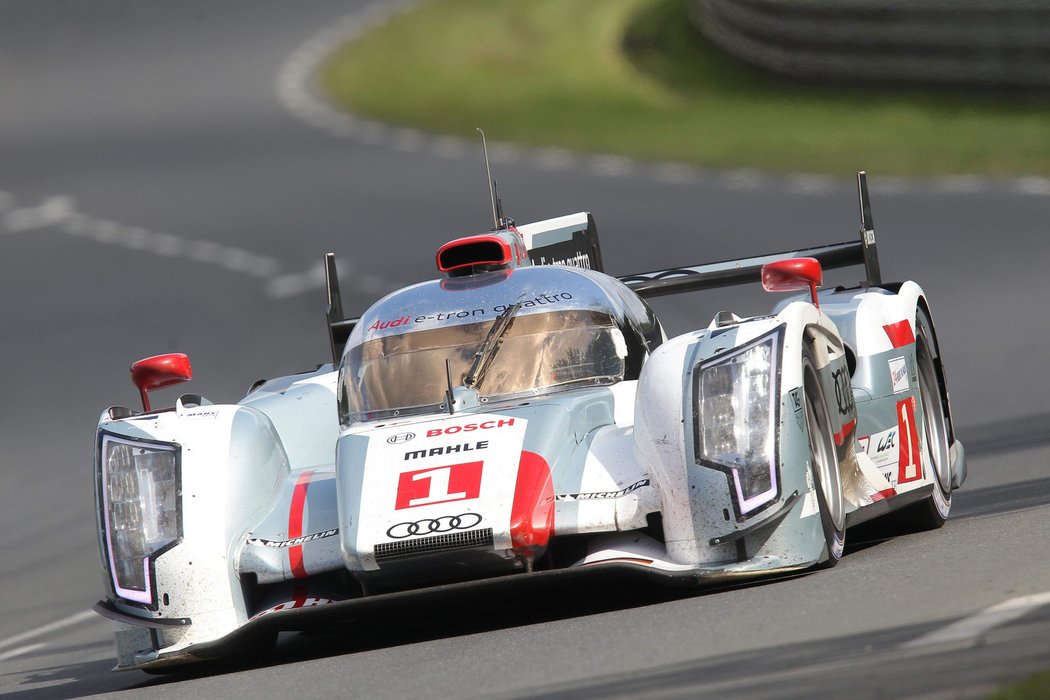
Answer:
[92,172,965,670]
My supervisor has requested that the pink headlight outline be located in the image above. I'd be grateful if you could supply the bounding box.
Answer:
[100,435,177,605]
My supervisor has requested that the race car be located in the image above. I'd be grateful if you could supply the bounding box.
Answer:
[92,172,965,671]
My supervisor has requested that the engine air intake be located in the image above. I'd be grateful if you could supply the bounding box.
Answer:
[436,229,528,276]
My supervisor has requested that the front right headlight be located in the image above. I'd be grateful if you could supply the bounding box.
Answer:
[99,434,181,605]
[693,327,782,520]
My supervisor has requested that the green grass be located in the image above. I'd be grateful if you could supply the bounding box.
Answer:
[990,669,1050,700]
[321,0,1050,176]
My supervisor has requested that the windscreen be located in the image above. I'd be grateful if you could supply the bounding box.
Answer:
[342,310,625,420]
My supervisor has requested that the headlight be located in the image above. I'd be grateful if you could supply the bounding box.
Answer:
[693,328,781,520]
[99,435,181,604]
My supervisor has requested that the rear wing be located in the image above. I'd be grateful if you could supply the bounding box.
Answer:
[618,172,882,299]
[324,172,881,363]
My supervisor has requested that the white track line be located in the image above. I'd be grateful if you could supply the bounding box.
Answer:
[901,591,1050,649]
[275,1,1050,197]
[0,643,48,663]
[2,191,392,300]
[0,610,98,653]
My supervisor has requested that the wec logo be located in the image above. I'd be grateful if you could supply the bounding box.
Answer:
[394,462,484,510]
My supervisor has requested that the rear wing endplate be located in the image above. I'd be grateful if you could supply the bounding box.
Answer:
[518,212,604,273]
[325,253,358,365]
[618,172,883,299]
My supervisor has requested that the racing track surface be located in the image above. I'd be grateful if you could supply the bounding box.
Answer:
[2,2,1049,698]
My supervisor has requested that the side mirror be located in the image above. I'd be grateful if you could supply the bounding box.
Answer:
[761,257,823,307]
[130,353,192,412]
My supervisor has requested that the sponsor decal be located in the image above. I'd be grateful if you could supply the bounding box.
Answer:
[387,432,415,444]
[857,426,900,472]
[876,429,898,455]
[831,366,855,416]
[368,315,412,331]
[426,418,515,437]
[535,252,592,269]
[404,440,488,461]
[249,597,333,621]
[386,512,483,539]
[889,356,909,394]
[183,409,220,419]
[395,461,484,510]
[555,478,650,501]
[789,387,804,430]
[365,295,576,334]
[246,529,339,548]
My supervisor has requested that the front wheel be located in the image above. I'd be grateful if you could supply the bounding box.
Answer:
[803,352,845,567]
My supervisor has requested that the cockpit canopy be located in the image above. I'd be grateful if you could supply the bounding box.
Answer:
[338,265,662,423]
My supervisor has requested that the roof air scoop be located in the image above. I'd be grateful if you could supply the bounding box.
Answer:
[436,228,530,277]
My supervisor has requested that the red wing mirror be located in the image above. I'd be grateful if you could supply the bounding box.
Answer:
[761,257,823,308]
[130,353,192,412]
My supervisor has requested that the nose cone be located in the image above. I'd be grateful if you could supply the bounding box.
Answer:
[336,413,552,581]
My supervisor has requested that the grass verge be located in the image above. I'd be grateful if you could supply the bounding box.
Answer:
[321,0,1050,176]
[990,669,1050,700]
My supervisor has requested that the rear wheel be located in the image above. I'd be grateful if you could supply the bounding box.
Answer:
[803,353,845,567]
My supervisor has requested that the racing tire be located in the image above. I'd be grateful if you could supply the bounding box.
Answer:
[888,315,953,532]
[803,351,846,568]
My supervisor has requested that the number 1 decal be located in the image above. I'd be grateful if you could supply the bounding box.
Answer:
[897,398,922,484]
[395,462,484,510]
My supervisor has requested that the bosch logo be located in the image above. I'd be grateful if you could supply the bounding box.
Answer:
[386,513,483,539]
[387,432,416,444]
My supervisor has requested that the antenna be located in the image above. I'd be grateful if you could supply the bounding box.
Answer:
[477,128,500,229]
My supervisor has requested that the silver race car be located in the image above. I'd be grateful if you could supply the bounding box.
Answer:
[92,173,965,670]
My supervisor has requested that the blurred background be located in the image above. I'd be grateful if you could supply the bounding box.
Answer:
[2,1,1048,697]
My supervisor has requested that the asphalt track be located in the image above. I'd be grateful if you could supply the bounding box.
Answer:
[1,2,1049,698]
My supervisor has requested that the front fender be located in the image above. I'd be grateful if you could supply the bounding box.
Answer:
[95,400,288,667]
[635,304,853,570]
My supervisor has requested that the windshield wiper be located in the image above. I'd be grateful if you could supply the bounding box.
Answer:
[464,298,524,390]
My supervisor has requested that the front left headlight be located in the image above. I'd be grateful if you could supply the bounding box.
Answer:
[99,434,181,605]
[693,328,781,520]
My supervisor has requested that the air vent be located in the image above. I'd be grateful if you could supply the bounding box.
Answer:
[374,528,494,565]
[435,229,528,276]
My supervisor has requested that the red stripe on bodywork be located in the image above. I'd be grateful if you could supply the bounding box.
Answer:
[510,451,554,553]
[833,419,857,446]
[288,469,316,579]
[883,320,915,349]
[871,488,897,502]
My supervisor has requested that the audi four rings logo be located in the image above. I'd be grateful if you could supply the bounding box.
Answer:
[387,432,416,444]
[386,513,483,539]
